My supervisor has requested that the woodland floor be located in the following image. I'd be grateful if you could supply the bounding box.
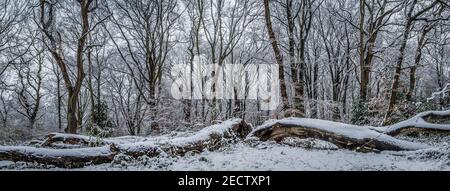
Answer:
[1,135,449,171]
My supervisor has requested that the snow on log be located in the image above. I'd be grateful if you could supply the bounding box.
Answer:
[249,118,430,152]
[113,118,252,157]
[0,146,115,168]
[374,110,450,136]
[40,133,106,148]
[0,118,251,168]
[40,133,147,148]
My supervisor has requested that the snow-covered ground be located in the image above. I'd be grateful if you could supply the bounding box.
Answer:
[1,136,449,171]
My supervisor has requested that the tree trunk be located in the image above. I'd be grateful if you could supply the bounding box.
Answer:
[385,26,411,123]
[358,0,367,102]
[56,69,62,130]
[341,25,351,119]
[87,48,96,130]
[310,61,319,118]
[66,91,79,134]
[263,0,289,115]
[358,0,388,104]
[250,111,450,152]
[251,123,421,152]
[286,0,304,117]
[382,110,450,136]
[407,17,439,101]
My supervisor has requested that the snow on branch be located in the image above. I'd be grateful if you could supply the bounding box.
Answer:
[427,83,450,102]
[379,110,450,136]
[0,146,114,168]
[41,133,148,148]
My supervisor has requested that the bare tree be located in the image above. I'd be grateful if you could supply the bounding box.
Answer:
[287,0,320,117]
[106,0,178,130]
[406,6,447,101]
[385,0,444,124]
[107,70,148,135]
[38,0,106,133]
[317,2,353,120]
[263,0,289,116]
[183,0,204,123]
[0,0,29,78]
[13,44,44,129]
[357,0,401,103]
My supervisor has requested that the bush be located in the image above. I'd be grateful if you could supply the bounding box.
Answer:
[88,100,115,137]
[350,99,370,125]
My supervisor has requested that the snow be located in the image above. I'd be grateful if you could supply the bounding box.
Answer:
[1,135,450,171]
[45,118,243,150]
[0,145,112,158]
[280,137,339,150]
[371,110,450,133]
[47,133,148,145]
[3,140,447,171]
[249,117,430,150]
[0,161,15,168]
[427,83,450,102]
[115,141,159,153]
[109,118,244,152]
[162,143,448,171]
[164,118,243,146]
[49,133,98,142]
[0,118,244,166]
[386,110,450,132]
[105,136,149,144]
[1,118,449,171]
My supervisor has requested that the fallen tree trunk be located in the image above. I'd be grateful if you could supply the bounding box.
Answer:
[40,133,147,148]
[113,118,252,157]
[0,146,115,168]
[249,118,431,152]
[0,119,251,168]
[376,110,450,136]
[1,111,447,168]
[40,133,106,148]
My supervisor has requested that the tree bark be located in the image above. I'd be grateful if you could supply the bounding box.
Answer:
[251,123,419,152]
[286,0,304,117]
[250,112,449,152]
[263,0,289,115]
[359,0,367,102]
[0,146,115,168]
